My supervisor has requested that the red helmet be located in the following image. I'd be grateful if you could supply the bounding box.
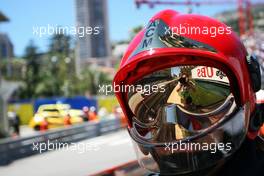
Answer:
[113,10,262,175]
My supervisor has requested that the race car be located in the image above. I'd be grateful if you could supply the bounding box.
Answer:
[29,104,85,130]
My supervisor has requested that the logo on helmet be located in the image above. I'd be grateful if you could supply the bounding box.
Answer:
[128,19,217,61]
[142,20,159,49]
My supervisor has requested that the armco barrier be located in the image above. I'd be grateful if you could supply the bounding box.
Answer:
[99,118,121,134]
[0,118,122,165]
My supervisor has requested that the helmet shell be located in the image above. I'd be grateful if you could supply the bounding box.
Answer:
[113,10,255,133]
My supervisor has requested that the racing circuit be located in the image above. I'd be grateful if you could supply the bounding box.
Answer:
[0,129,137,176]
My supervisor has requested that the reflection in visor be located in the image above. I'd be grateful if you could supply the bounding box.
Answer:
[127,66,233,142]
[126,66,248,175]
[130,106,247,175]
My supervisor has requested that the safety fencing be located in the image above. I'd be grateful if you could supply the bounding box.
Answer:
[0,118,122,165]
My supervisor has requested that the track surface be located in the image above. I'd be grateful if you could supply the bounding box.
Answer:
[0,129,136,176]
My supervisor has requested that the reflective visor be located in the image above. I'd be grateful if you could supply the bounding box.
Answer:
[127,65,234,143]
[130,106,247,174]
[126,65,248,174]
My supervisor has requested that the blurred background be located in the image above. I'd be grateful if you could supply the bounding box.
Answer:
[0,0,263,176]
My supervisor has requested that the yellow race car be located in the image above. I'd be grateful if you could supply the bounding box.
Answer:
[29,104,85,130]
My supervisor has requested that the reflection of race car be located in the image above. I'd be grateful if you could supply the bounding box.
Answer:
[29,104,84,130]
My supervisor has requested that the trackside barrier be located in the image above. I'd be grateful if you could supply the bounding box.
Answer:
[99,118,121,134]
[0,118,122,165]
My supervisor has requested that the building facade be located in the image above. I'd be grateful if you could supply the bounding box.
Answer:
[75,0,111,73]
[0,12,11,137]
[0,33,14,59]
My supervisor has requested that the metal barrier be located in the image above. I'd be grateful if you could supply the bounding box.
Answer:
[0,118,122,165]
[99,118,121,134]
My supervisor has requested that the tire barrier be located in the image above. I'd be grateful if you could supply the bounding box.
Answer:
[0,118,122,166]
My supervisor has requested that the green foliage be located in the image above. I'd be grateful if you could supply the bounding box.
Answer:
[79,68,112,95]
[130,25,143,39]
[0,58,26,80]
[49,34,72,55]
[20,40,40,98]
[14,34,112,99]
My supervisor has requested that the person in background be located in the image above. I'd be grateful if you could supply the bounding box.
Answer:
[83,106,98,121]
[8,111,20,136]
[89,106,98,121]
[64,113,72,126]
[82,106,90,121]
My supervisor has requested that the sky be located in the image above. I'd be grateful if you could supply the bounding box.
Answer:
[0,0,238,57]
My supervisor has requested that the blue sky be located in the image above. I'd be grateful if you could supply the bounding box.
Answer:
[0,0,237,56]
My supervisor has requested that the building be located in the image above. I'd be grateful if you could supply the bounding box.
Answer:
[75,0,111,74]
[0,11,10,137]
[0,11,14,78]
[0,12,13,60]
[0,33,14,59]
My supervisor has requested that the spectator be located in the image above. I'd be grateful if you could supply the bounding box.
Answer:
[82,106,90,121]
[89,106,98,121]
[8,111,20,136]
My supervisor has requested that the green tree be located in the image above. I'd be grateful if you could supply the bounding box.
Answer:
[19,40,40,98]
[17,33,113,99]
[79,68,112,95]
[130,25,143,39]
[49,34,71,55]
[36,33,74,97]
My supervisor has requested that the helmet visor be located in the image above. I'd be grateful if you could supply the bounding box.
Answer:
[126,65,248,174]
[128,65,233,142]
[129,106,247,174]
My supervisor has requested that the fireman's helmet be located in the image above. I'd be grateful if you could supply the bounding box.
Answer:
[113,10,261,175]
